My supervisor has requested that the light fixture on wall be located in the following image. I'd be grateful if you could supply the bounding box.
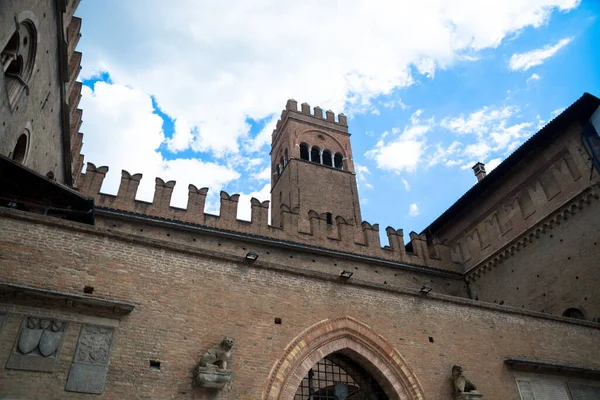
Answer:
[340,270,353,279]
[245,251,259,264]
[420,285,432,294]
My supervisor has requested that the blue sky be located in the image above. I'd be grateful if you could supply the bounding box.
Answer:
[76,0,599,239]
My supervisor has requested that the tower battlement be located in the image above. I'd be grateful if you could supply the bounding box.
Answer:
[77,162,459,272]
[272,99,348,144]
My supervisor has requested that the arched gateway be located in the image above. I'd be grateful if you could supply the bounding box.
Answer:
[262,317,425,400]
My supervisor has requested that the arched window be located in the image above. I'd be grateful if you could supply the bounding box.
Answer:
[2,18,37,107]
[280,156,285,172]
[326,212,333,225]
[310,146,321,164]
[322,150,332,167]
[334,153,344,169]
[12,133,28,164]
[284,149,288,165]
[563,308,585,320]
[300,143,309,161]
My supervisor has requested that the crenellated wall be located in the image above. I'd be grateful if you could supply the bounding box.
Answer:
[76,163,461,272]
[431,122,596,271]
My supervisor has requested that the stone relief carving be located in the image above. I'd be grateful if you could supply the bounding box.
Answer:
[74,324,113,364]
[195,337,234,389]
[66,324,115,395]
[18,318,65,357]
[452,365,482,399]
[6,316,67,372]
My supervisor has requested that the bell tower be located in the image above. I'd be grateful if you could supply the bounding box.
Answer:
[270,99,362,230]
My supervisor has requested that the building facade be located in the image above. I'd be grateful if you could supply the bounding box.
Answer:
[1,1,600,399]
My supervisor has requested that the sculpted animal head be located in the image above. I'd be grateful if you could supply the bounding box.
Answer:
[452,365,463,379]
[221,338,234,350]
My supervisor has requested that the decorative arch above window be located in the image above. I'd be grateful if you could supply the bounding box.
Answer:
[2,14,38,108]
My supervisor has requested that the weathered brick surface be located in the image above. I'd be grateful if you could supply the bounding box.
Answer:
[469,194,600,320]
[1,210,598,400]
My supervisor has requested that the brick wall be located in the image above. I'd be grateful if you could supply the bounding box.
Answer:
[468,194,600,320]
[1,209,598,399]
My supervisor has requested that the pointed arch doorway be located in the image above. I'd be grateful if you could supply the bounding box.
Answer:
[262,317,425,400]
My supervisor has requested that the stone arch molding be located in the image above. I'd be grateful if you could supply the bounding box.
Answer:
[262,316,425,400]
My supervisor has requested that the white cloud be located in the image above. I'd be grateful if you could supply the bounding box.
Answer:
[402,178,411,191]
[441,106,516,134]
[526,73,541,83]
[78,0,579,158]
[509,37,573,71]
[409,203,420,217]
[355,163,374,190]
[252,166,271,182]
[550,107,565,118]
[365,110,433,173]
[237,183,271,221]
[440,105,533,161]
[486,157,503,172]
[80,82,240,209]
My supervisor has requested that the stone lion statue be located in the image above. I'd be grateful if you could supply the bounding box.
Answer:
[198,338,234,371]
[451,365,478,397]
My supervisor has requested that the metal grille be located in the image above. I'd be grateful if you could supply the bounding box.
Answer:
[294,352,389,399]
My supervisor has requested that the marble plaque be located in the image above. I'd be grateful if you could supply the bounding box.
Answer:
[6,316,67,372]
[65,324,115,394]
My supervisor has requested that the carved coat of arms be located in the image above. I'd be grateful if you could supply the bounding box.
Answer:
[17,318,65,357]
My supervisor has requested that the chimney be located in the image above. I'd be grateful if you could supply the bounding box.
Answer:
[472,162,486,182]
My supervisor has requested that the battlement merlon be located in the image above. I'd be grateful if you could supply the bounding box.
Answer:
[272,99,349,143]
[75,164,460,272]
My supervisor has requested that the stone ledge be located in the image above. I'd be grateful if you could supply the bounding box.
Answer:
[505,358,600,379]
[0,283,135,314]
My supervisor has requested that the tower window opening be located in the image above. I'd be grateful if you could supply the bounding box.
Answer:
[284,149,288,165]
[334,153,344,169]
[280,156,285,173]
[326,212,333,225]
[310,146,321,164]
[300,143,309,160]
[12,133,28,164]
[563,308,585,320]
[323,150,332,167]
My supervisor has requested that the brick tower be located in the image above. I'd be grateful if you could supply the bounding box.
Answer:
[270,99,362,230]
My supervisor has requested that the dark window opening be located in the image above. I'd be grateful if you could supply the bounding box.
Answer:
[322,150,332,167]
[326,212,333,225]
[12,133,28,163]
[310,146,321,164]
[284,149,288,165]
[334,153,344,169]
[150,360,161,370]
[280,156,284,172]
[300,143,309,160]
[83,286,94,294]
[563,308,585,320]
[429,336,434,343]
[274,317,282,325]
